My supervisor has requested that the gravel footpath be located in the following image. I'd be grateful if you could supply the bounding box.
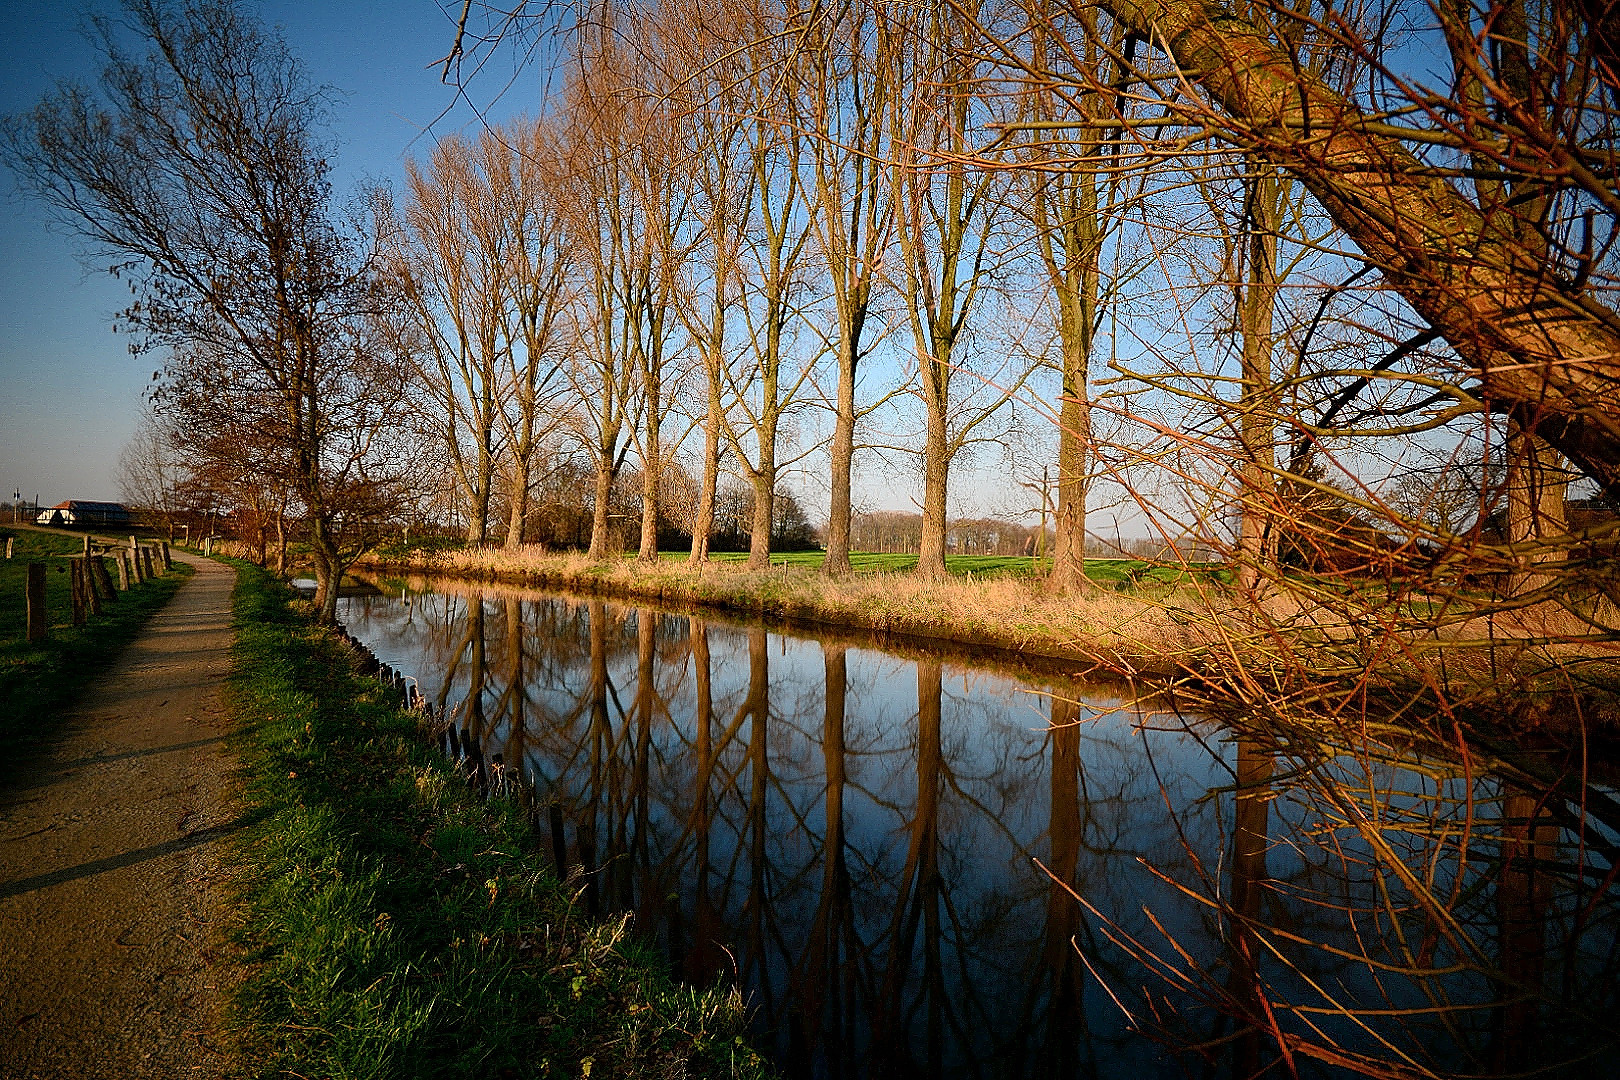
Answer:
[0,552,242,1078]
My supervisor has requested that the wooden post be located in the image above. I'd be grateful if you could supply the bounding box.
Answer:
[92,555,118,603]
[70,560,87,627]
[26,562,46,643]
[82,556,103,616]
[82,535,91,556]
[5,536,13,559]
[142,547,156,580]
[115,551,131,590]
[160,542,172,570]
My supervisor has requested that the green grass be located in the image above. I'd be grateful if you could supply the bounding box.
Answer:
[0,527,190,751]
[227,561,768,1079]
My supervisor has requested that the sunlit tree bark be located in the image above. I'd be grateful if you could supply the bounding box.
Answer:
[1029,0,1620,495]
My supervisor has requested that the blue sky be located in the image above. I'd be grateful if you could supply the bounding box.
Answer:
[0,1,537,505]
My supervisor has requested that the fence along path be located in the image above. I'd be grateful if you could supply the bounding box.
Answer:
[0,551,241,1078]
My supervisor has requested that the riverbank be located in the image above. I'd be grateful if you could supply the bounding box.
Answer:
[225,562,768,1078]
[354,545,1620,731]
[357,546,1211,679]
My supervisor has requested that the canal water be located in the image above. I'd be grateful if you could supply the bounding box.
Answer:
[338,579,1620,1078]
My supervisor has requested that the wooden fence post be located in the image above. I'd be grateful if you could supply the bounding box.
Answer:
[26,562,46,643]
[92,555,118,602]
[81,556,103,616]
[115,551,131,590]
[70,561,87,627]
[142,547,156,580]
[160,542,172,570]
[5,537,12,559]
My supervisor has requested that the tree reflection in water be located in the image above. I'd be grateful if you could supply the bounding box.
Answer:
[340,583,1620,1078]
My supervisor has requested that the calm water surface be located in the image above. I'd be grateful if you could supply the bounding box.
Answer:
[339,579,1620,1078]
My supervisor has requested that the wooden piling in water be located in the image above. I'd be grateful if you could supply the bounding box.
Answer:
[26,562,46,643]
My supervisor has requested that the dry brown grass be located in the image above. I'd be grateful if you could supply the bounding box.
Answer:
[351,547,1620,709]
[357,545,1216,675]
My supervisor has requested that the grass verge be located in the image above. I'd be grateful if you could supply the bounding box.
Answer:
[226,561,768,1079]
[0,526,191,751]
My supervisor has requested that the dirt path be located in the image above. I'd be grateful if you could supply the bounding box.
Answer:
[0,552,242,1078]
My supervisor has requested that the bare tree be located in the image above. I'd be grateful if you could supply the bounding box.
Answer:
[884,0,1026,578]
[800,0,897,576]
[385,130,516,545]
[3,0,397,620]
[723,3,821,570]
[117,406,185,533]
[490,118,575,548]
[1009,0,1620,498]
[556,44,666,560]
[664,0,756,564]
[1013,14,1146,593]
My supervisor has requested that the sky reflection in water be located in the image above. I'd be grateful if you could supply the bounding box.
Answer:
[339,582,1620,1079]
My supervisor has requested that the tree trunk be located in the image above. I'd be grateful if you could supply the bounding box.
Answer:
[1226,736,1274,1076]
[1090,0,1620,495]
[588,449,616,560]
[273,499,289,578]
[918,404,950,578]
[824,337,858,576]
[689,393,720,564]
[1235,165,1281,594]
[1050,360,1092,592]
[638,408,661,562]
[747,471,774,570]
[466,451,492,547]
[1505,430,1569,596]
[504,460,531,550]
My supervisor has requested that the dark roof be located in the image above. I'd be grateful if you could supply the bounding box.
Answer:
[51,500,131,512]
